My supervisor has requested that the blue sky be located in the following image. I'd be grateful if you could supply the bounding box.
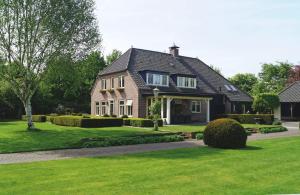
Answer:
[95,0,300,77]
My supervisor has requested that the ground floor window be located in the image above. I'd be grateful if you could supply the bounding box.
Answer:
[95,102,100,115]
[119,100,125,116]
[109,100,114,115]
[101,101,107,115]
[126,99,133,116]
[191,101,201,113]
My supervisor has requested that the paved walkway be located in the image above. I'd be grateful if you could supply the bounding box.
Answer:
[0,126,299,165]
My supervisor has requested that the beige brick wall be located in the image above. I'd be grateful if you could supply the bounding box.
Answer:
[91,71,140,117]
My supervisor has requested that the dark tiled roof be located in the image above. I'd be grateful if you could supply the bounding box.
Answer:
[97,47,252,102]
[98,49,132,76]
[279,81,300,103]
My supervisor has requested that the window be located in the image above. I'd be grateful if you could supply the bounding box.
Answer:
[146,73,169,86]
[119,76,125,88]
[101,79,107,90]
[191,101,201,113]
[95,102,100,115]
[230,85,238,92]
[111,77,114,89]
[177,77,196,88]
[126,100,133,116]
[119,100,125,116]
[101,101,107,115]
[109,100,114,115]
[224,85,232,91]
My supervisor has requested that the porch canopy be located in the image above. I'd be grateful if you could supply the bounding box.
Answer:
[278,81,300,121]
[147,95,212,125]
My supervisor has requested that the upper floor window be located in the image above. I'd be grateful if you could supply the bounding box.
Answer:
[111,77,114,89]
[119,76,125,88]
[101,79,107,90]
[177,77,196,88]
[146,73,169,86]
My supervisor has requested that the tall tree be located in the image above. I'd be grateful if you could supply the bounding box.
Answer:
[229,73,258,95]
[0,0,100,129]
[106,49,122,65]
[253,62,292,94]
[287,65,300,84]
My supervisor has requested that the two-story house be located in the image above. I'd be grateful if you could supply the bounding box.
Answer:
[91,45,252,124]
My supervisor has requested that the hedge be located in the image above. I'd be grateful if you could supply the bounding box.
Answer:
[217,114,274,124]
[123,118,163,127]
[21,115,46,122]
[74,134,184,148]
[51,116,123,127]
[259,126,287,134]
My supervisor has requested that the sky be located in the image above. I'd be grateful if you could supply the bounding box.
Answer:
[95,0,300,77]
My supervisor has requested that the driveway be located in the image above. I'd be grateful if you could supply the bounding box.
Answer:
[0,126,299,165]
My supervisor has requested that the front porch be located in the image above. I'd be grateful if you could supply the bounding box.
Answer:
[146,95,212,125]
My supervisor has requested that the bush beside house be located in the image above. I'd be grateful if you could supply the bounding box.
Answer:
[218,114,274,124]
[123,118,163,127]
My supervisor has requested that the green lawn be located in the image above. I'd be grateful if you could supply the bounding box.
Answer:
[0,121,155,153]
[1,137,300,194]
[160,123,280,132]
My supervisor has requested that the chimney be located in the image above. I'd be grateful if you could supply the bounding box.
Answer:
[169,44,179,57]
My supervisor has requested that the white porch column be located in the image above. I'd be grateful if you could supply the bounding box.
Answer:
[161,98,164,118]
[206,99,210,123]
[166,98,172,124]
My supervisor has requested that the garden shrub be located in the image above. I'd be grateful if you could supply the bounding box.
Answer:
[22,115,47,122]
[51,116,123,127]
[217,114,274,125]
[196,133,204,140]
[259,126,287,134]
[123,118,163,127]
[203,118,247,149]
[272,119,282,125]
[74,134,184,148]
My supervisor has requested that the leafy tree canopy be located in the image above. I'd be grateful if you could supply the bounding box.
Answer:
[252,93,280,114]
[229,73,258,95]
[106,49,122,65]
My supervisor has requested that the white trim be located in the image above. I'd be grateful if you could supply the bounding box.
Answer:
[126,99,133,117]
[101,79,107,90]
[111,77,114,89]
[177,76,196,89]
[119,99,125,116]
[118,75,125,88]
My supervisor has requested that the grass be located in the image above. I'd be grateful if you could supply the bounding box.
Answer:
[0,121,157,153]
[160,123,280,132]
[1,137,300,194]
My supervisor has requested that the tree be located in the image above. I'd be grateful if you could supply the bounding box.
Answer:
[254,62,292,95]
[252,93,280,114]
[229,73,258,95]
[287,65,300,84]
[149,101,161,131]
[0,0,100,129]
[106,49,122,65]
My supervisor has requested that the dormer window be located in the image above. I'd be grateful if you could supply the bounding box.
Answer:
[177,77,196,88]
[146,73,169,86]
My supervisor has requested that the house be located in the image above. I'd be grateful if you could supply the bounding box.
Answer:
[274,81,300,121]
[91,45,252,124]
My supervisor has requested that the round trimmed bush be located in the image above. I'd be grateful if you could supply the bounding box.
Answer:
[203,118,247,149]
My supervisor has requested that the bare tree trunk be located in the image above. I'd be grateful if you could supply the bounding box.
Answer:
[24,100,35,130]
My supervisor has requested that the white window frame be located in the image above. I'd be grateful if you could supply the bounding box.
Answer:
[119,76,125,88]
[177,77,196,88]
[111,77,114,89]
[95,102,100,116]
[191,101,202,113]
[126,99,133,117]
[100,101,107,115]
[101,79,107,90]
[119,100,125,116]
[146,73,169,87]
